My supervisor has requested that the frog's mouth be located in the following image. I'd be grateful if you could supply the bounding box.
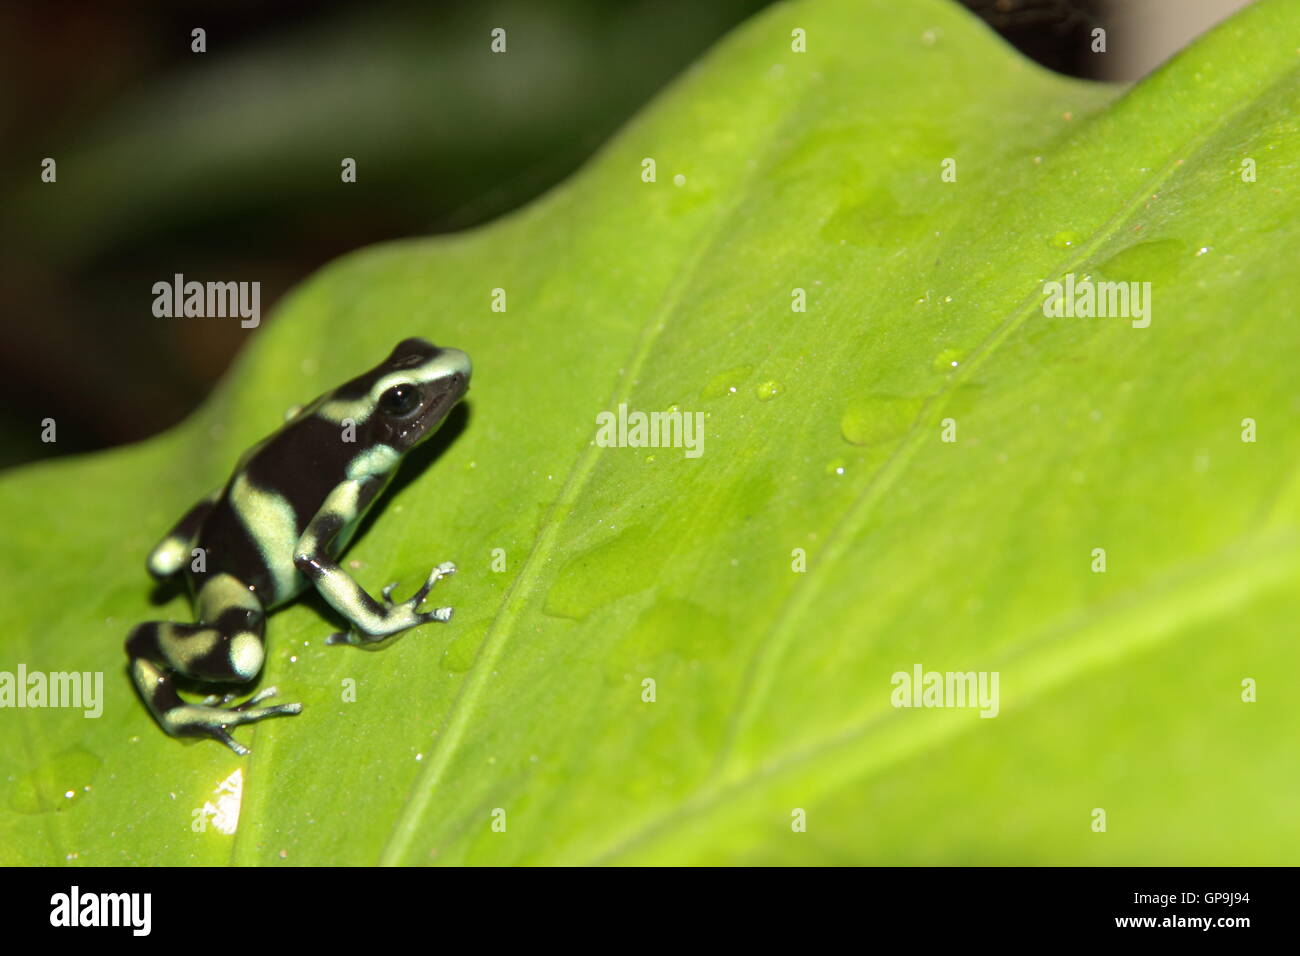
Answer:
[417,371,469,433]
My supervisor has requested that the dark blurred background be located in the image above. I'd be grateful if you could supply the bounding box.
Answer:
[0,0,1247,470]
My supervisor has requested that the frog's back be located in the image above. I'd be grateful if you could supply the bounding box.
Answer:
[189,415,357,610]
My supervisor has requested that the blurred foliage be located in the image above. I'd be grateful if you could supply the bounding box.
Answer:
[0,0,1109,470]
[0,0,776,468]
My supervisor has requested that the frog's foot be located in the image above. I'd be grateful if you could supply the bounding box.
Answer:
[326,563,455,645]
[405,561,456,623]
[166,695,303,756]
[381,561,456,608]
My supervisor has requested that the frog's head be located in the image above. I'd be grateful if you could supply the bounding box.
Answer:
[351,337,471,452]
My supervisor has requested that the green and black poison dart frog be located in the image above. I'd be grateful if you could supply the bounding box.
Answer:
[126,338,471,755]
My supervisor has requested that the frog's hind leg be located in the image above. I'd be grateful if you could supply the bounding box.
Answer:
[127,654,299,756]
[146,489,219,580]
[125,573,300,755]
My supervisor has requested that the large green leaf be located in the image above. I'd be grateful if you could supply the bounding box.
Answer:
[2,0,1297,865]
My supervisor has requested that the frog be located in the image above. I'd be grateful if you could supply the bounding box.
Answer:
[126,337,471,755]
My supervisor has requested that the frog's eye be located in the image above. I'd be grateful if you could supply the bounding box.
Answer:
[378,384,421,418]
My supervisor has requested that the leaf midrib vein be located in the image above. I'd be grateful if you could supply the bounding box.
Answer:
[375,59,827,866]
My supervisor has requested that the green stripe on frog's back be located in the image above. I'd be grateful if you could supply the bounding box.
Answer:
[193,414,367,607]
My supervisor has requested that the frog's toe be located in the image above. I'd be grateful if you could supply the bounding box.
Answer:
[200,692,239,707]
[406,562,456,607]
[211,729,252,757]
[421,605,453,624]
[232,700,302,723]
[234,685,283,710]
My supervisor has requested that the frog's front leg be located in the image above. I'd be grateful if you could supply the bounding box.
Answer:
[292,478,456,645]
[125,573,301,755]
